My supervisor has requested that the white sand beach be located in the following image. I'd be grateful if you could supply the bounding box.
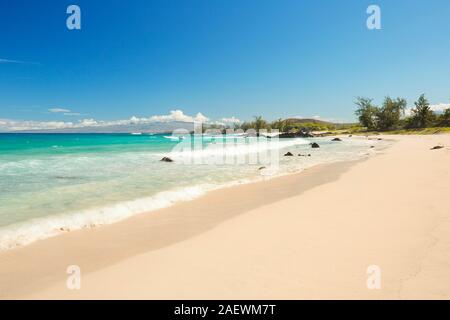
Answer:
[0,134,449,299]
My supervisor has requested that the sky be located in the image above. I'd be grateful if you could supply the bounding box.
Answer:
[1,0,450,131]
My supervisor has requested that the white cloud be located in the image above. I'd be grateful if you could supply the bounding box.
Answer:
[149,110,209,123]
[0,119,74,131]
[194,112,209,123]
[63,112,82,116]
[0,58,40,65]
[0,109,216,132]
[78,118,98,126]
[222,116,241,124]
[430,103,450,113]
[405,103,450,117]
[48,108,71,113]
[0,58,25,64]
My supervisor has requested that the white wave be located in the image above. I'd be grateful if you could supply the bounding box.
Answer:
[163,135,187,141]
[0,184,218,250]
[0,137,390,251]
[166,138,310,160]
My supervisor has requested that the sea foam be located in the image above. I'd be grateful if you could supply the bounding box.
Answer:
[0,134,387,251]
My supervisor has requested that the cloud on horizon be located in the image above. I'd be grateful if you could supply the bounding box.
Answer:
[405,103,450,117]
[148,110,209,123]
[0,109,220,132]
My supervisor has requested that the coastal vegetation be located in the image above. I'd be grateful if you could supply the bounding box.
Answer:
[204,94,450,136]
[234,117,356,133]
[354,94,450,132]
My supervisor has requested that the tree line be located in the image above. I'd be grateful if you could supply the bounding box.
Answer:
[355,94,450,131]
[233,116,338,132]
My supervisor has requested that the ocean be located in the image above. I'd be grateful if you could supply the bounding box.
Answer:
[0,133,382,249]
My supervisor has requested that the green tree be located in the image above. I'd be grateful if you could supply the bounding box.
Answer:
[407,94,435,128]
[354,97,378,130]
[438,108,450,127]
[252,116,267,132]
[237,121,252,131]
[271,118,286,132]
[376,96,407,131]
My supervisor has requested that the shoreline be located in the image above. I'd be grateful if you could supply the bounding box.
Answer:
[0,136,377,251]
[0,152,363,299]
[1,134,449,299]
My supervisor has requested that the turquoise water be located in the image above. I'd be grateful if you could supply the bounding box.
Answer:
[0,133,381,249]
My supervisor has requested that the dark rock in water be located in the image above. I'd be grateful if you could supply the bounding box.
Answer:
[332,138,342,141]
[311,142,320,148]
[298,154,305,157]
[370,146,375,148]
[258,166,266,170]
[160,157,174,162]
[348,135,353,137]
[284,152,294,156]
[378,138,382,140]
[430,146,444,150]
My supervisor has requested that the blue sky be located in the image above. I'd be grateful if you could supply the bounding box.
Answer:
[1,0,450,129]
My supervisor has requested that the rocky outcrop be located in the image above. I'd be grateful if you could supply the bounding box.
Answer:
[278,131,314,138]
[332,138,342,141]
[284,152,294,156]
[160,157,174,162]
[311,142,320,148]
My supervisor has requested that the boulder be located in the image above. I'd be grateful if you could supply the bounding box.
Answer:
[311,142,320,148]
[430,146,444,150]
[160,157,174,162]
[258,166,266,170]
[332,138,342,141]
[284,152,294,156]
